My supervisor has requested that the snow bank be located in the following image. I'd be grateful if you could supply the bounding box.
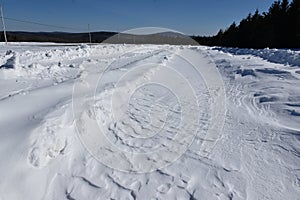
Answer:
[213,47,300,67]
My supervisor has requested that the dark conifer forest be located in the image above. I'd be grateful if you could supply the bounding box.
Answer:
[193,0,300,48]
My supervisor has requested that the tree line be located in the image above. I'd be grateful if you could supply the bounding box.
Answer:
[193,0,300,48]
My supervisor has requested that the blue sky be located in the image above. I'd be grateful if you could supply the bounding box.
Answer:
[1,0,276,35]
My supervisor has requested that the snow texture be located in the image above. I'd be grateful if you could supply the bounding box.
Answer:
[0,42,299,200]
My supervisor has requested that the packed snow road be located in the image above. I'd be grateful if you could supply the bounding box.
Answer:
[0,43,299,200]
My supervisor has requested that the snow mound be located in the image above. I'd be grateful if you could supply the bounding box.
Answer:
[28,104,72,168]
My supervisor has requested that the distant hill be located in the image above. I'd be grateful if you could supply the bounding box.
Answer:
[0,31,117,43]
[0,31,198,45]
[104,31,198,45]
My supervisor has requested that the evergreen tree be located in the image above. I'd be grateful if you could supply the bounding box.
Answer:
[194,0,300,48]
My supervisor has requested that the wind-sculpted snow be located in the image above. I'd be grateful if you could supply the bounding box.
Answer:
[72,45,226,173]
[0,43,299,199]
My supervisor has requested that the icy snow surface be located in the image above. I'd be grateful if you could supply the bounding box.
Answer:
[0,42,300,200]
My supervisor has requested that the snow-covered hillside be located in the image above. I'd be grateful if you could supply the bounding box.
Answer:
[0,42,299,200]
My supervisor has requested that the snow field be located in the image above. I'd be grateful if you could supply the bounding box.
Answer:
[0,43,299,199]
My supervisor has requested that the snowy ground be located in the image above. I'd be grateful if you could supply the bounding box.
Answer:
[0,42,300,200]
